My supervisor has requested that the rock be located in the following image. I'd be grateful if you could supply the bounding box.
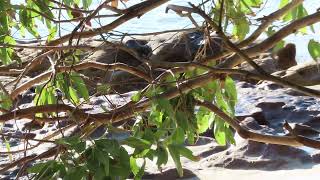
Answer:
[288,124,320,138]
[3,123,14,128]
[125,39,152,58]
[275,43,297,70]
[235,43,297,83]
[148,32,196,63]
[142,168,197,180]
[81,40,151,93]
[273,61,320,86]
[238,56,278,74]
[148,31,222,63]
[200,139,311,170]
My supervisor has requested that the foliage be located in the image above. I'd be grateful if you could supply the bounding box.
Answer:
[0,0,319,179]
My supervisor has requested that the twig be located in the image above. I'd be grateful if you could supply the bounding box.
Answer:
[238,0,304,47]
[10,62,152,99]
[47,0,170,46]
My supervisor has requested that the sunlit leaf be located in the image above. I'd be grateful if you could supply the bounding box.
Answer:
[308,40,320,61]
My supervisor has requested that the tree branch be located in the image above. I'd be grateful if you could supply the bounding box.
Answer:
[47,0,170,46]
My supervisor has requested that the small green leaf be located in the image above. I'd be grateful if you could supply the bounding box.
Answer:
[122,137,152,149]
[272,40,285,53]
[68,86,79,105]
[214,117,227,145]
[176,145,200,161]
[47,26,57,42]
[4,138,12,161]
[56,136,81,146]
[130,157,145,179]
[71,73,89,101]
[82,0,92,9]
[308,40,320,61]
[131,91,142,102]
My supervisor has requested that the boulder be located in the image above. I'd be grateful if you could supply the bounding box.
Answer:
[273,61,320,86]
[275,43,297,70]
[147,31,223,63]
[81,40,150,93]
[234,43,297,82]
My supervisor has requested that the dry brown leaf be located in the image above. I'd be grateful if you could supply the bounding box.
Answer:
[110,0,129,8]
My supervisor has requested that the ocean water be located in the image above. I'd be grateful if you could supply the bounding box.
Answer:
[11,0,320,62]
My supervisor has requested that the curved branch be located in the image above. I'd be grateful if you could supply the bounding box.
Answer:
[10,62,151,99]
[238,0,303,47]
[59,62,152,82]
[0,104,86,122]
[221,10,320,68]
[197,100,320,149]
[196,100,304,147]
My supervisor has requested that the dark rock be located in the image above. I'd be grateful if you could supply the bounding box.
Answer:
[56,120,72,128]
[39,129,48,134]
[276,43,297,70]
[304,116,320,130]
[288,124,320,138]
[143,168,198,180]
[90,125,106,139]
[125,39,152,58]
[256,101,285,109]
[241,117,264,130]
[148,31,222,63]
[3,123,14,128]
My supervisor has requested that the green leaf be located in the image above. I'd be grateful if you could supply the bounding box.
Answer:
[56,136,81,146]
[175,110,188,130]
[156,98,175,118]
[308,40,320,61]
[176,145,200,161]
[27,162,49,174]
[130,157,139,175]
[197,110,214,133]
[95,139,120,155]
[122,137,152,149]
[70,72,89,101]
[149,105,163,127]
[0,92,12,110]
[68,86,80,105]
[171,127,185,145]
[47,26,57,42]
[95,148,110,176]
[64,166,86,180]
[4,138,12,161]
[168,144,183,177]
[97,84,111,94]
[131,91,142,102]
[130,157,145,180]
[272,40,285,53]
[214,117,227,145]
[156,146,168,168]
[82,0,92,9]
[224,76,237,114]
